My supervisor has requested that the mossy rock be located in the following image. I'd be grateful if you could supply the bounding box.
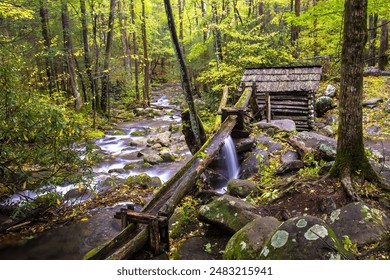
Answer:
[198,194,261,233]
[131,130,147,136]
[227,179,260,198]
[224,216,281,260]
[111,130,126,135]
[124,173,153,188]
[327,202,387,246]
[259,215,354,260]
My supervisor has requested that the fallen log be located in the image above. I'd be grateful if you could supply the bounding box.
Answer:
[84,87,253,260]
[363,68,390,76]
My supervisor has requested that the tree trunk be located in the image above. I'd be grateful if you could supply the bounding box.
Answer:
[61,1,82,110]
[291,0,300,57]
[80,0,97,127]
[118,0,132,78]
[212,1,223,65]
[101,0,117,116]
[378,20,389,70]
[163,0,205,152]
[258,1,265,30]
[141,0,150,106]
[330,0,381,199]
[368,13,378,67]
[178,0,185,55]
[130,0,140,101]
[201,1,207,43]
[39,0,55,95]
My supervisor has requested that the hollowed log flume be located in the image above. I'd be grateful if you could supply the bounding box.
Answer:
[84,87,254,260]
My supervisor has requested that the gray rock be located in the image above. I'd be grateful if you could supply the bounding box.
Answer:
[318,125,335,137]
[362,97,383,108]
[385,99,390,113]
[124,173,153,188]
[227,179,260,198]
[240,148,269,179]
[365,124,381,136]
[276,160,304,175]
[64,188,94,201]
[324,84,337,98]
[254,119,296,133]
[198,194,261,233]
[143,152,163,165]
[159,148,176,162]
[319,143,337,161]
[315,96,334,117]
[174,236,228,260]
[260,216,353,260]
[151,176,163,188]
[224,216,281,260]
[233,137,255,153]
[281,150,299,164]
[295,131,336,150]
[327,202,387,246]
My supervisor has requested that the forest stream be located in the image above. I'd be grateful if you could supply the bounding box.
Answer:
[0,84,195,259]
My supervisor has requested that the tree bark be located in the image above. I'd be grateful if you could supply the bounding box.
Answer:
[39,0,56,95]
[330,0,382,199]
[130,0,140,101]
[118,0,132,77]
[80,0,97,126]
[101,0,117,116]
[378,20,389,70]
[291,0,300,57]
[368,13,378,67]
[212,0,223,65]
[61,1,82,110]
[141,0,150,106]
[163,0,205,152]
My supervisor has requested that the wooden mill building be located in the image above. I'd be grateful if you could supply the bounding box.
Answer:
[240,65,322,131]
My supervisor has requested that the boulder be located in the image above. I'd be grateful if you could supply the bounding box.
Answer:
[240,148,269,179]
[223,216,281,260]
[295,131,336,150]
[233,137,255,153]
[227,179,260,198]
[318,161,334,175]
[275,160,304,175]
[143,153,163,165]
[159,148,176,162]
[147,131,172,147]
[198,194,261,233]
[317,125,335,138]
[253,119,296,133]
[327,202,387,246]
[319,143,337,161]
[326,114,338,125]
[64,188,94,201]
[151,176,163,188]
[315,96,334,117]
[281,150,299,164]
[124,173,153,188]
[174,236,228,260]
[362,97,383,108]
[260,216,353,260]
[324,84,337,98]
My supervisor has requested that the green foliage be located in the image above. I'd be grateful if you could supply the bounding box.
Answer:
[298,152,325,176]
[342,235,359,255]
[170,197,200,239]
[0,68,96,198]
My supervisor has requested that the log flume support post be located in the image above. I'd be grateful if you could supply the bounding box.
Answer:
[84,87,253,260]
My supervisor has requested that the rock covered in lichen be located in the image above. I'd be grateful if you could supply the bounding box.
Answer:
[327,202,387,246]
[198,194,261,233]
[223,216,281,260]
[227,179,260,198]
[260,215,353,260]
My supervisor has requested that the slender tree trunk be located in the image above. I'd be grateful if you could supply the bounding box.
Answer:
[39,0,55,95]
[80,0,97,127]
[258,1,265,30]
[178,0,185,55]
[61,1,82,110]
[118,0,132,77]
[130,0,140,101]
[141,0,150,106]
[101,0,117,116]
[163,0,205,152]
[368,13,378,67]
[212,1,223,65]
[331,0,381,199]
[201,0,207,43]
[291,0,300,57]
[378,20,389,70]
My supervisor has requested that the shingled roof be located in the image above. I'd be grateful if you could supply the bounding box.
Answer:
[240,66,322,93]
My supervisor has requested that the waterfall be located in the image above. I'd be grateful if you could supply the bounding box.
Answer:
[221,136,240,180]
